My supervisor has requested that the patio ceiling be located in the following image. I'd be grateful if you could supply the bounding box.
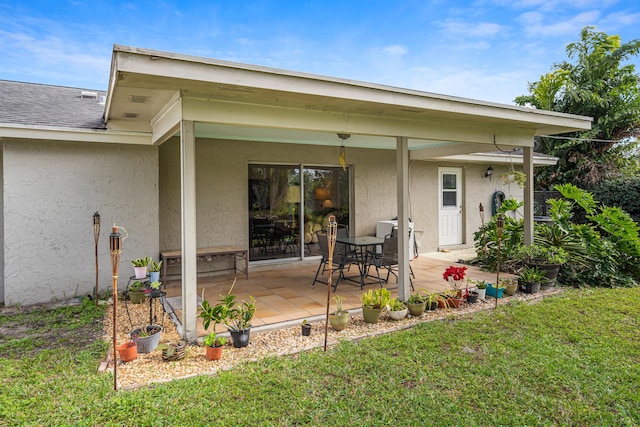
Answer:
[105,45,592,160]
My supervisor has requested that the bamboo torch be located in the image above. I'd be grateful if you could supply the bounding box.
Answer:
[93,212,100,306]
[109,225,122,390]
[495,213,504,310]
[324,215,338,352]
[479,203,486,256]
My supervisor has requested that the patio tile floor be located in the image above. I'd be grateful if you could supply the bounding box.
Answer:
[163,250,508,338]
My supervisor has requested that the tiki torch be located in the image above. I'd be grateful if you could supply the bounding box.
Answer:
[93,212,100,306]
[495,213,504,310]
[109,225,122,390]
[324,215,338,352]
[479,203,486,256]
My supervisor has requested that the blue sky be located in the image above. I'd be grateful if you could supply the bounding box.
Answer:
[0,0,638,104]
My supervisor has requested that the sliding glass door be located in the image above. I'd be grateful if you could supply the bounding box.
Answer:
[248,164,349,261]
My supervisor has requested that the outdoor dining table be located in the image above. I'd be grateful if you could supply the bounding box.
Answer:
[335,235,385,289]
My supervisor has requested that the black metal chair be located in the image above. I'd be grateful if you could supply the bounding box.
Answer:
[366,232,414,290]
[312,229,358,291]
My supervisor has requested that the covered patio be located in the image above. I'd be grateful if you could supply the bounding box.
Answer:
[104,45,591,343]
[161,249,505,337]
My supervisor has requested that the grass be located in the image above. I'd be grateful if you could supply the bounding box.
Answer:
[1,288,639,426]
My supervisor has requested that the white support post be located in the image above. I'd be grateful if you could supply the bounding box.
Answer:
[523,145,534,246]
[180,119,198,343]
[396,136,410,301]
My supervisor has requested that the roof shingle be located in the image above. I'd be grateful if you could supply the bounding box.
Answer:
[0,80,106,130]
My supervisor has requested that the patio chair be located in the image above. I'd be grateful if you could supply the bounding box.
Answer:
[366,232,414,290]
[312,230,358,291]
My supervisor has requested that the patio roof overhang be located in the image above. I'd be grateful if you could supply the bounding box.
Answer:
[104,44,591,159]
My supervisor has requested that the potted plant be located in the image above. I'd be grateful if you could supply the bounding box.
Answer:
[445,289,464,308]
[518,265,545,294]
[199,280,256,348]
[518,244,568,287]
[406,293,426,316]
[203,332,227,361]
[301,319,312,336]
[117,341,138,362]
[435,293,450,309]
[500,169,527,188]
[425,293,439,311]
[148,280,162,298]
[443,265,467,297]
[148,259,162,283]
[129,324,162,353]
[467,290,479,304]
[160,341,186,362]
[387,298,407,320]
[473,280,488,300]
[486,282,505,299]
[131,256,151,279]
[502,278,518,296]
[329,295,349,331]
[128,280,147,304]
[361,288,390,323]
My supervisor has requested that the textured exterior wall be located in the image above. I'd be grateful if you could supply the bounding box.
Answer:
[159,137,398,252]
[3,140,158,305]
[0,144,4,304]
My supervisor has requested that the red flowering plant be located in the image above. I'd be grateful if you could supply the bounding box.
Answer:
[442,265,467,292]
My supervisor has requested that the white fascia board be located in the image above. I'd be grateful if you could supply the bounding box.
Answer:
[0,124,151,145]
[434,151,558,166]
[112,45,593,134]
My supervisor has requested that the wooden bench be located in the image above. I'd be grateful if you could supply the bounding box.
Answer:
[160,246,249,284]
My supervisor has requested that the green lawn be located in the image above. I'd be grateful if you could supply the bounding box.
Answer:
[1,288,639,426]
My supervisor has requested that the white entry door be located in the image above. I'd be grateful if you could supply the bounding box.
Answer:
[439,167,463,246]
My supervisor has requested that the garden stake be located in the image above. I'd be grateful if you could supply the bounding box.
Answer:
[109,225,123,390]
[324,215,338,352]
[93,212,100,306]
[495,213,504,310]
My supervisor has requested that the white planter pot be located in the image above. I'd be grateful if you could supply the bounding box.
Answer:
[473,287,486,300]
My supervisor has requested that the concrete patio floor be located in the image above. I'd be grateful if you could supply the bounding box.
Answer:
[162,248,508,337]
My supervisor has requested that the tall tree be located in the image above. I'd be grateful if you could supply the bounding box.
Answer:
[515,27,640,188]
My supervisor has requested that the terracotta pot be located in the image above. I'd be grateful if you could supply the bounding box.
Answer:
[205,345,223,361]
[447,297,463,308]
[117,341,138,362]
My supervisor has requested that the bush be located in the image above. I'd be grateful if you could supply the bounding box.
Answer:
[592,178,640,224]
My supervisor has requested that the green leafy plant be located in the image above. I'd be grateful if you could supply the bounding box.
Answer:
[129,281,145,291]
[474,280,488,290]
[333,295,346,314]
[199,279,256,331]
[407,293,425,304]
[519,266,546,282]
[149,281,161,290]
[131,257,151,268]
[149,260,162,272]
[387,298,406,311]
[361,288,391,310]
[203,332,226,348]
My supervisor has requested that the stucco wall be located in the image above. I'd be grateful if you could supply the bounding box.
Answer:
[3,140,158,305]
[158,137,527,259]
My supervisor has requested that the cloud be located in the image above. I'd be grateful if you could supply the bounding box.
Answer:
[440,21,504,38]
[383,45,407,56]
[519,10,601,37]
